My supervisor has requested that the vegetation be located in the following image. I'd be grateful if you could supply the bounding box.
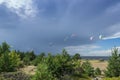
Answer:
[94,67,101,75]
[0,42,120,80]
[0,72,31,80]
[0,42,20,72]
[82,60,94,77]
[104,47,120,77]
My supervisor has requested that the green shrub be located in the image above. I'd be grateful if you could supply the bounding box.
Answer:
[94,68,101,75]
[82,60,94,77]
[32,63,55,80]
[99,59,105,62]
[0,51,20,72]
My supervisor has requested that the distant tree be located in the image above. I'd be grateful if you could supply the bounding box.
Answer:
[95,68,101,75]
[28,51,36,61]
[62,49,71,61]
[32,52,46,66]
[15,50,25,60]
[0,42,10,56]
[72,53,81,60]
[23,51,36,65]
[104,47,120,77]
[23,55,30,65]
[39,52,45,58]
[82,60,94,77]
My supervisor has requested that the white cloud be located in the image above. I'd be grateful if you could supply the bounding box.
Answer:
[65,45,100,52]
[65,45,120,56]
[103,32,120,40]
[87,50,111,56]
[65,45,104,56]
[0,0,38,19]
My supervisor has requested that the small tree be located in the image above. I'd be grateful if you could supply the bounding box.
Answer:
[82,60,94,77]
[105,47,120,77]
[62,49,71,61]
[0,50,20,72]
[95,68,101,75]
[23,51,36,65]
[73,59,83,76]
[72,53,81,60]
[0,42,10,56]
[32,63,55,80]
[32,52,46,66]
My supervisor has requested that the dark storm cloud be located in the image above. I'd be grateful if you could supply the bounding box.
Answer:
[0,0,120,53]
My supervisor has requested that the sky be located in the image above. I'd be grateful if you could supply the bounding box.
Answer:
[0,0,120,56]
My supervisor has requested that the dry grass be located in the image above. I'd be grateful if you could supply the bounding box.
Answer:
[81,60,108,74]
[90,60,108,75]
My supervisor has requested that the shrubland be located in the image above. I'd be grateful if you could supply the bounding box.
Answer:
[0,42,120,80]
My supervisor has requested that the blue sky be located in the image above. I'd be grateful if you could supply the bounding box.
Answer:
[0,0,120,56]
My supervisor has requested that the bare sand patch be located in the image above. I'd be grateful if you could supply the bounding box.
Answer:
[20,65,37,75]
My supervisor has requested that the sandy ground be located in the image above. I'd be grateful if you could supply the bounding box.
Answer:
[20,65,37,75]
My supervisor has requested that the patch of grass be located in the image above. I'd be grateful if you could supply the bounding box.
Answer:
[70,73,91,80]
[103,77,120,80]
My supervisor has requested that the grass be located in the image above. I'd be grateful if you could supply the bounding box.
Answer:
[103,77,120,80]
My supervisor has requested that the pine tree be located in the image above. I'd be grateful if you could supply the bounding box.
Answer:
[82,60,94,77]
[105,47,120,77]
[95,68,101,75]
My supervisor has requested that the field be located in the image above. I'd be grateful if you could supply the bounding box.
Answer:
[82,60,107,70]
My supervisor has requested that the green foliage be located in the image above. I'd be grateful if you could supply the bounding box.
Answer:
[0,42,10,56]
[9,51,21,70]
[23,51,36,65]
[62,49,71,61]
[94,67,101,75]
[72,53,81,60]
[33,50,74,80]
[72,60,83,76]
[32,63,55,80]
[82,60,94,77]
[0,50,21,72]
[103,77,120,80]
[32,52,45,66]
[105,47,120,77]
[15,50,25,60]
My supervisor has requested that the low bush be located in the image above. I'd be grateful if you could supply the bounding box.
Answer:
[0,72,31,80]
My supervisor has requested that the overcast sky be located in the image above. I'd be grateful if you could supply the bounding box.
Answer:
[0,0,120,56]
